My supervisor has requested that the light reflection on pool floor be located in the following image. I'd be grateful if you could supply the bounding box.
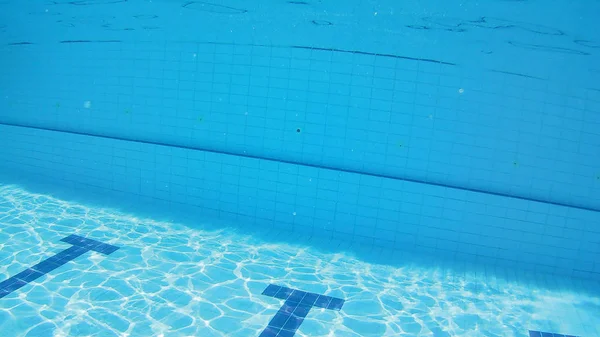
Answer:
[0,184,598,337]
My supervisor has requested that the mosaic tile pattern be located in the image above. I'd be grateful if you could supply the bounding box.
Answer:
[0,235,119,298]
[529,331,580,337]
[260,284,345,336]
[0,184,598,336]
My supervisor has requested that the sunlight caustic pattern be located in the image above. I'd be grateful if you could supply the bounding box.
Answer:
[0,184,598,337]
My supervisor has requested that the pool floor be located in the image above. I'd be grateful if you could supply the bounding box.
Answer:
[0,184,598,337]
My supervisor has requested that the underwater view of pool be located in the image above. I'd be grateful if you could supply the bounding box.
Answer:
[2,0,600,336]
[1,184,598,337]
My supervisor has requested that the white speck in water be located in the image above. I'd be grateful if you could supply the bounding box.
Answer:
[308,178,312,182]
[244,111,248,115]
[83,101,91,108]
[193,53,197,58]
[458,88,465,94]
[374,12,378,16]
[292,212,296,216]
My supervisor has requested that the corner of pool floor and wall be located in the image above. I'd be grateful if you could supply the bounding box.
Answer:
[1,121,598,214]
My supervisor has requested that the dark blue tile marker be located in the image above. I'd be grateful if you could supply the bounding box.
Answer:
[529,330,579,337]
[0,234,119,298]
[260,284,345,337]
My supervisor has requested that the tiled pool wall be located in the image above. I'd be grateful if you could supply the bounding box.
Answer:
[1,1,599,280]
[3,40,600,210]
[1,122,599,280]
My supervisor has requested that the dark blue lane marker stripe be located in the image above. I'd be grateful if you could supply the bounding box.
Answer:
[260,284,345,337]
[0,234,119,298]
[529,330,580,337]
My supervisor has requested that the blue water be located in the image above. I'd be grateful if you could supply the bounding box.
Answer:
[1,184,599,336]
[1,0,600,336]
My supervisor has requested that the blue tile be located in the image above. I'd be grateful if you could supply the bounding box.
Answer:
[260,284,345,336]
[293,304,311,318]
[530,332,578,337]
[288,290,306,303]
[0,234,122,299]
[94,244,120,255]
[0,277,18,289]
[268,313,291,329]
[262,284,281,297]
[280,302,298,315]
[60,234,119,255]
[282,315,304,331]
[0,278,27,293]
[53,246,89,262]
[60,234,95,247]
[274,287,294,300]
[14,268,44,283]
[313,295,332,308]
[327,297,345,311]
[31,257,64,274]
[301,292,318,306]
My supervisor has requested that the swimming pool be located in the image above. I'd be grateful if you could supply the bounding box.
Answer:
[1,183,598,337]
[1,0,600,336]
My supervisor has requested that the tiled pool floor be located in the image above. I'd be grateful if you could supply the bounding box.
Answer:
[0,183,599,337]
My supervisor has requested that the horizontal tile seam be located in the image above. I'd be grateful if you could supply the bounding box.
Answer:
[1,121,599,213]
